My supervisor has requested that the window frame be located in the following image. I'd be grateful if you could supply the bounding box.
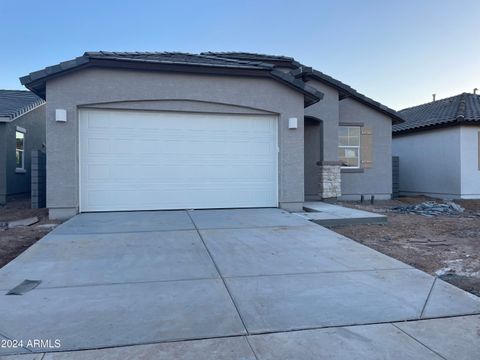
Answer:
[338,125,361,169]
[15,126,26,173]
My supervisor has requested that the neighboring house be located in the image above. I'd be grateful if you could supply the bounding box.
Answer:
[393,92,480,199]
[20,51,403,219]
[0,90,45,205]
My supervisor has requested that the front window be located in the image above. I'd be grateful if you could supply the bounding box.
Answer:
[16,130,25,171]
[338,126,360,168]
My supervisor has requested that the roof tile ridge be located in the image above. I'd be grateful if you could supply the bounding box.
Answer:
[197,53,274,69]
[455,92,467,120]
[9,99,45,120]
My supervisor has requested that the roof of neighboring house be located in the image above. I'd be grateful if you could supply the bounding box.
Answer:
[0,90,45,122]
[394,93,480,134]
[20,51,323,106]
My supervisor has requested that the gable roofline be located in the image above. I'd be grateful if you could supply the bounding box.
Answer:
[394,92,480,135]
[293,67,404,124]
[0,90,45,123]
[20,52,323,107]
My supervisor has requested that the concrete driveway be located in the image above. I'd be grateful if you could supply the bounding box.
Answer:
[0,208,479,359]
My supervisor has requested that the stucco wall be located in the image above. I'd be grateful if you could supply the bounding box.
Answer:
[460,126,480,198]
[304,80,339,162]
[45,67,306,218]
[3,105,46,199]
[392,127,462,198]
[339,98,393,200]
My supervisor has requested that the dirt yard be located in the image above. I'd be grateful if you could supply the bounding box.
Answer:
[330,196,480,296]
[0,196,61,268]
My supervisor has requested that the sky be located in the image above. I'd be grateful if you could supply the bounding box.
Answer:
[1,0,479,110]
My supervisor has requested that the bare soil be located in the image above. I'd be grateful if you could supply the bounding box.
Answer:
[0,195,61,268]
[328,196,480,296]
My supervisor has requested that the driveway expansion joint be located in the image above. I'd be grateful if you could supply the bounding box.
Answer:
[221,267,415,280]
[186,211,250,336]
[0,276,222,292]
[420,276,438,318]
[50,228,197,236]
[391,323,448,360]
[244,336,260,360]
[3,315,480,356]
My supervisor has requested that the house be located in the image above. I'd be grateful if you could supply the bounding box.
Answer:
[19,51,403,219]
[0,90,45,205]
[393,92,480,199]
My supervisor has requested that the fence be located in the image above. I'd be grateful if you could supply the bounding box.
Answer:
[31,150,46,208]
[392,156,400,199]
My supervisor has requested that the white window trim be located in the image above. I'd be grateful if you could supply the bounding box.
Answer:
[339,126,361,169]
[15,127,26,173]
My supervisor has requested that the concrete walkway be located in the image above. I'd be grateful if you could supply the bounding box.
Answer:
[0,208,479,359]
[300,201,387,226]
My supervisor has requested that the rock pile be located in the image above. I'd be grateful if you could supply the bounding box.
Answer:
[391,201,465,217]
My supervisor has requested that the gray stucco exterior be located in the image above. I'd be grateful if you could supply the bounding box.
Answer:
[21,51,402,218]
[338,99,393,200]
[304,82,394,201]
[0,105,45,204]
[392,126,466,199]
[304,80,340,163]
[45,68,305,219]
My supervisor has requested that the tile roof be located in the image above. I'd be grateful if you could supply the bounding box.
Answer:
[203,51,295,61]
[291,67,403,123]
[19,50,402,121]
[84,51,275,69]
[209,53,403,123]
[20,51,323,106]
[0,90,45,121]
[394,93,480,133]
[202,52,300,67]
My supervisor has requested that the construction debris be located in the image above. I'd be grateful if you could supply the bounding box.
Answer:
[35,223,58,230]
[390,201,464,217]
[7,216,39,228]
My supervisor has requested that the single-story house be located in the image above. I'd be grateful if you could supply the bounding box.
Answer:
[20,51,403,219]
[393,92,480,199]
[0,90,45,204]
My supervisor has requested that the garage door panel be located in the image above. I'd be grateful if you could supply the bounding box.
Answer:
[80,109,278,212]
[87,139,275,156]
[86,188,274,210]
[89,166,274,183]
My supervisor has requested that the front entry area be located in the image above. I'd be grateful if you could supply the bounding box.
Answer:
[79,109,278,212]
[304,117,323,200]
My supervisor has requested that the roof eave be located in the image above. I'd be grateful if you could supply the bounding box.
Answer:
[270,70,323,107]
[21,56,322,106]
[392,118,480,136]
[297,68,404,124]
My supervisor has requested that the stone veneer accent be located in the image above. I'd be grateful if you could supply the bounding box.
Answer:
[319,165,341,199]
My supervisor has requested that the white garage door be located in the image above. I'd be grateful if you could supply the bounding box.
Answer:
[79,109,278,212]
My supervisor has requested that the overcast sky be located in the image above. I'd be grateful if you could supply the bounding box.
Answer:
[1,0,479,110]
